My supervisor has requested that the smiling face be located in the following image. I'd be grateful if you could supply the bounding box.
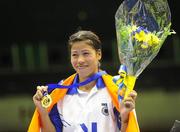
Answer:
[70,40,101,80]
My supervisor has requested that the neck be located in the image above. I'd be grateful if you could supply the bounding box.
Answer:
[79,81,96,92]
[78,72,98,92]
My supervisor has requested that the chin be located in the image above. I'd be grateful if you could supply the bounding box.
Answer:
[77,70,91,77]
[79,71,97,78]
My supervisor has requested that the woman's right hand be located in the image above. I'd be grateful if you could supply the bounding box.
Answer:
[33,86,56,132]
[33,86,48,115]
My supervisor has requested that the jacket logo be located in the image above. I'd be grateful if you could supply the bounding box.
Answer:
[101,103,109,116]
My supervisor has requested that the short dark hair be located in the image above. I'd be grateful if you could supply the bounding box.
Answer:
[68,30,102,51]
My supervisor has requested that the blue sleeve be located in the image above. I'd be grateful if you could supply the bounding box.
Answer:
[49,104,63,132]
[113,107,121,130]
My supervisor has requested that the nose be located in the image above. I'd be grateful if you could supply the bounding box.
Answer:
[77,55,85,64]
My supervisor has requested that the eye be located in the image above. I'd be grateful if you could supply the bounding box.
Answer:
[83,52,90,56]
[71,53,78,57]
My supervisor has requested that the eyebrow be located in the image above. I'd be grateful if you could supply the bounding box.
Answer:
[71,49,90,52]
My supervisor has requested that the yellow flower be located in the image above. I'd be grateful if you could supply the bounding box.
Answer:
[131,25,160,47]
[146,33,160,46]
[134,30,146,42]
[141,43,148,49]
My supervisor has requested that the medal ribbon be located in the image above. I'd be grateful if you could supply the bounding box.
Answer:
[47,71,107,92]
[113,65,136,102]
[41,71,107,108]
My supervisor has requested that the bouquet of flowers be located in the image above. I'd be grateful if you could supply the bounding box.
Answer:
[114,0,175,101]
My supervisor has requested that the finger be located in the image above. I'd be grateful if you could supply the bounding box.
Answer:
[36,86,48,95]
[33,94,41,101]
[41,86,48,93]
[123,97,135,108]
[34,90,43,101]
[37,89,43,97]
[123,97,134,102]
[36,86,44,95]
[123,101,135,110]
[37,86,42,91]
[128,90,137,100]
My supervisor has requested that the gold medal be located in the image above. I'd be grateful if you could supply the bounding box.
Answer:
[41,93,52,108]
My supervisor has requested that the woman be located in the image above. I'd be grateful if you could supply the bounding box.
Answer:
[28,30,139,132]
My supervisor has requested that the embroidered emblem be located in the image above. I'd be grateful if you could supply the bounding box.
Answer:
[101,103,109,116]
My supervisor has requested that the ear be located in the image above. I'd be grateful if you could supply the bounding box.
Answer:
[96,49,102,60]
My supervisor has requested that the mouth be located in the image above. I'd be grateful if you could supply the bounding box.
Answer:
[77,65,88,70]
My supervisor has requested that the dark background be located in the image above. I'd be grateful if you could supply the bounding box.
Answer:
[0,0,179,94]
[1,0,179,43]
[0,0,180,131]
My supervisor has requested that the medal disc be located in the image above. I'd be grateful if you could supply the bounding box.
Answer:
[41,94,52,108]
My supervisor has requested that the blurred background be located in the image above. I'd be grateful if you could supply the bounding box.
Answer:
[0,0,180,132]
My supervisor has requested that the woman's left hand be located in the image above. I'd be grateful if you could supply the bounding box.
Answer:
[120,90,137,124]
